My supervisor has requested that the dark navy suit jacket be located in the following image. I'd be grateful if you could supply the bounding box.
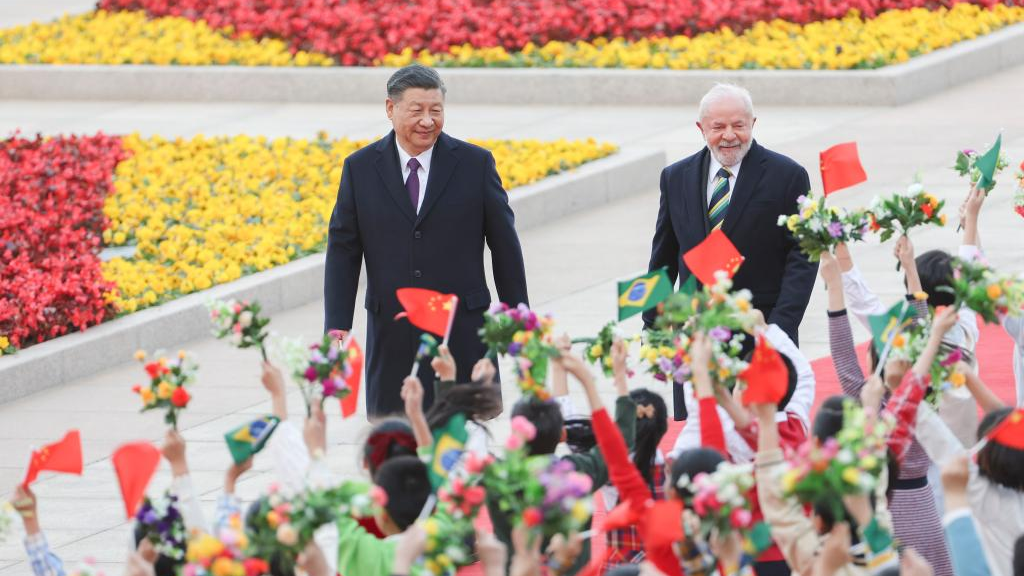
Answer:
[325,131,529,417]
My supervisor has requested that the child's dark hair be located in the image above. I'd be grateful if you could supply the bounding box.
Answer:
[426,381,502,431]
[670,447,725,498]
[511,397,563,456]
[630,388,668,487]
[374,455,432,531]
[977,407,1024,491]
[813,395,899,499]
[363,418,417,475]
[914,250,955,308]
[564,418,596,454]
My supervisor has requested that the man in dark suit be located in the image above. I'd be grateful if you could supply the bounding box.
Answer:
[325,65,529,418]
[645,83,817,421]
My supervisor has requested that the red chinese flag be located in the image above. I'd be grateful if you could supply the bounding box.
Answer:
[339,337,363,419]
[112,442,161,518]
[986,408,1024,450]
[22,430,83,487]
[682,229,745,286]
[394,288,458,337]
[642,499,684,550]
[739,335,789,406]
[820,142,867,196]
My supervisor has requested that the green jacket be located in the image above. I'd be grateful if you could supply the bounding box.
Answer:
[485,395,638,575]
[336,514,396,576]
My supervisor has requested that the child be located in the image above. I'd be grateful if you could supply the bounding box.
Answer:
[821,250,954,576]
[9,485,64,576]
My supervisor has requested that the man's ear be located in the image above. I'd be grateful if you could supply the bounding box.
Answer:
[751,117,757,129]
[386,98,395,120]
[695,121,703,134]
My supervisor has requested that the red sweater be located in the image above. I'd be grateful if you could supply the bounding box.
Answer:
[591,399,725,576]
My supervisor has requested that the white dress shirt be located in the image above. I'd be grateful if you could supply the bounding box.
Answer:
[397,143,433,214]
[706,155,742,208]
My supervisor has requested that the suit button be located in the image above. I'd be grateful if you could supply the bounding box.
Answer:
[414,270,422,278]
[414,231,422,239]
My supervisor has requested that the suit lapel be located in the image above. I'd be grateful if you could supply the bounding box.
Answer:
[722,141,766,237]
[373,132,416,224]
[679,148,711,242]
[415,133,459,225]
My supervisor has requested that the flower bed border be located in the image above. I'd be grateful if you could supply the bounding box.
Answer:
[0,146,665,405]
[0,22,1022,106]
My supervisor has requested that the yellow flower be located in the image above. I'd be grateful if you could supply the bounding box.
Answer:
[842,467,862,486]
[571,500,590,523]
[659,346,675,359]
[949,372,966,387]
[423,518,439,537]
[987,284,1003,299]
[913,291,929,301]
[589,344,603,358]
[0,336,9,350]
[786,214,800,231]
[892,334,906,348]
[736,298,751,312]
[211,557,243,576]
[133,349,146,361]
[140,388,156,405]
[940,214,948,226]
[157,380,173,399]
[860,455,878,470]
[781,469,800,493]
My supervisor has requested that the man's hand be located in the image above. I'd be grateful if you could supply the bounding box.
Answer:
[328,329,349,348]
[471,358,497,384]
[401,376,425,419]
[941,454,970,512]
[430,344,456,381]
[225,457,253,495]
[11,485,40,535]
[162,430,188,477]
[303,402,327,458]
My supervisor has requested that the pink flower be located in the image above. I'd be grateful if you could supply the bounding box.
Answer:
[233,323,243,334]
[730,508,753,529]
[370,485,389,507]
[506,433,525,451]
[463,485,486,506]
[522,507,542,527]
[304,366,319,382]
[511,415,537,441]
[464,452,491,474]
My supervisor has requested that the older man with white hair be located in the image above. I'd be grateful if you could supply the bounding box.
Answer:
[645,84,817,397]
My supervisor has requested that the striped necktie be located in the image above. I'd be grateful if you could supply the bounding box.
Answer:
[708,166,732,230]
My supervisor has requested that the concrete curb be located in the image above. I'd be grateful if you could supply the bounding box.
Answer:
[0,23,1022,105]
[0,147,665,404]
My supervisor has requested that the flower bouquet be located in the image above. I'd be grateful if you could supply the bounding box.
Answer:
[422,452,493,575]
[132,350,197,429]
[953,146,1009,194]
[483,416,592,541]
[182,514,270,576]
[247,481,372,574]
[943,258,1024,324]
[885,319,965,407]
[867,179,947,243]
[639,331,693,385]
[676,462,756,538]
[777,193,872,261]
[291,334,358,412]
[135,493,188,562]
[574,321,634,377]
[781,400,890,520]
[207,299,271,360]
[480,303,558,399]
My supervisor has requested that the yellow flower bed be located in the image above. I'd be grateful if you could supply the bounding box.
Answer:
[0,10,333,66]
[381,3,1024,70]
[101,134,617,313]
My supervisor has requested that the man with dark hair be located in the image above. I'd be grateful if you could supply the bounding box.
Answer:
[325,64,529,417]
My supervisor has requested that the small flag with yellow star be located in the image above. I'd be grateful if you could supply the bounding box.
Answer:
[617,268,673,320]
[22,430,83,487]
[395,288,459,338]
[224,415,280,464]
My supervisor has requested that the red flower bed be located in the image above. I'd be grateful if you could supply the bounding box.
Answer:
[98,0,1019,65]
[0,134,127,349]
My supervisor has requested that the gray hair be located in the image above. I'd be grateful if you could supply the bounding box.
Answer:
[698,83,754,121]
[387,64,447,101]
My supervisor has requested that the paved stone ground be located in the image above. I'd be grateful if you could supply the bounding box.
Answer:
[2,3,1024,575]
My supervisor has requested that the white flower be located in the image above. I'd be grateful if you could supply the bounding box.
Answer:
[907,182,924,195]
[239,311,253,328]
[230,332,243,346]
[837,449,854,465]
[675,474,691,489]
[777,214,788,226]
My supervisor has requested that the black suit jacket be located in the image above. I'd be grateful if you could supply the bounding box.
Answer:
[644,141,818,418]
[324,131,529,417]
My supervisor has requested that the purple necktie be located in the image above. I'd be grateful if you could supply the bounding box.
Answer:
[406,157,421,211]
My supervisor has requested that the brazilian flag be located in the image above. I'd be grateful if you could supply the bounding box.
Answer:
[427,413,468,489]
[868,301,915,355]
[617,268,673,321]
[224,415,279,464]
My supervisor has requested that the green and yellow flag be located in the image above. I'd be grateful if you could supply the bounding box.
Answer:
[224,415,279,465]
[427,413,468,489]
[868,301,915,355]
[617,268,673,321]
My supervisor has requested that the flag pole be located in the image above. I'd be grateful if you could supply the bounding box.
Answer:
[872,301,909,378]
[441,296,459,348]
[409,359,420,379]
